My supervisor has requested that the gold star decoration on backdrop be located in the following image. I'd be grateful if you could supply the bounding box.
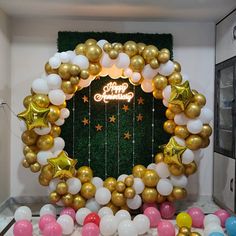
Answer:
[136,113,143,122]
[109,115,116,123]
[48,151,77,179]
[137,97,144,105]
[82,95,89,103]
[122,104,129,112]
[95,124,103,131]
[168,81,193,110]
[17,102,50,130]
[82,117,89,126]
[124,131,132,140]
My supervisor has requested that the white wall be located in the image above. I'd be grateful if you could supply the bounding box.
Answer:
[0,9,11,204]
[10,17,215,197]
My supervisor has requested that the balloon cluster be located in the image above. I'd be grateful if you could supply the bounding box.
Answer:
[17,38,213,210]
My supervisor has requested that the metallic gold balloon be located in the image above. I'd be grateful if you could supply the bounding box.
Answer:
[192,89,198,96]
[39,174,50,186]
[157,51,170,63]
[49,191,61,203]
[155,153,164,163]
[70,64,80,76]
[153,75,168,90]
[86,44,102,62]
[45,62,58,74]
[179,226,191,234]
[108,49,119,60]
[23,145,38,155]
[58,101,67,109]
[113,43,123,52]
[88,63,102,75]
[80,182,96,199]
[70,76,80,85]
[25,151,37,164]
[21,130,38,146]
[156,193,166,204]
[111,191,126,207]
[190,232,201,236]
[80,69,90,80]
[85,38,97,46]
[59,63,71,80]
[73,194,86,210]
[124,41,138,57]
[173,61,181,72]
[192,93,206,107]
[75,43,86,55]
[23,95,33,108]
[167,193,175,202]
[172,187,187,200]
[175,126,190,139]
[186,135,202,150]
[62,193,73,206]
[168,104,183,114]
[184,161,197,176]
[201,137,210,148]
[199,124,212,138]
[116,181,126,193]
[61,80,78,94]
[32,94,50,108]
[132,164,146,178]
[137,42,146,55]
[104,177,117,192]
[103,43,112,53]
[129,77,143,86]
[168,72,183,85]
[37,135,54,151]
[47,105,60,123]
[130,55,145,72]
[165,109,175,120]
[184,103,201,119]
[141,187,158,203]
[106,202,119,214]
[30,162,41,173]
[124,187,136,199]
[150,58,159,69]
[142,169,159,187]
[22,159,30,168]
[50,125,61,138]
[77,166,93,183]
[142,45,158,63]
[41,164,54,180]
[177,233,187,236]
[56,182,68,195]
[124,176,134,187]
[164,120,176,134]
[153,89,163,99]
[169,164,184,176]
[120,204,130,211]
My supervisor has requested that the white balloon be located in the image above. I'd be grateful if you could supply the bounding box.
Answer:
[187,119,203,134]
[66,177,81,195]
[14,206,32,222]
[155,162,170,178]
[60,108,70,119]
[162,85,171,101]
[72,55,89,69]
[115,210,131,224]
[193,149,204,162]
[65,93,74,100]
[97,39,108,49]
[75,208,91,225]
[57,215,74,235]
[109,64,123,79]
[85,198,101,212]
[116,53,130,69]
[147,163,157,170]
[49,56,61,69]
[162,99,169,107]
[92,177,104,189]
[131,72,141,83]
[59,52,69,63]
[204,214,221,228]
[199,108,213,124]
[39,204,56,217]
[156,179,173,196]
[100,53,113,68]
[50,137,65,152]
[170,175,188,188]
[118,219,138,236]
[141,79,153,93]
[48,89,66,106]
[159,60,175,76]
[127,195,142,210]
[99,67,110,77]
[67,50,76,62]
[204,222,224,236]
[117,174,128,182]
[20,120,27,132]
[123,68,133,78]
[174,113,189,125]
[182,149,195,164]
[98,207,113,218]
[95,187,111,205]
[133,178,145,194]
[55,118,65,126]
[142,64,158,80]
[78,77,92,88]
[173,136,186,146]
[49,178,60,192]
[133,214,150,235]
[100,215,118,236]
[37,151,53,165]
[32,78,49,95]
[34,123,51,135]
[47,74,62,90]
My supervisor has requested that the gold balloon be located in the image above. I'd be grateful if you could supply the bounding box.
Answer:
[156,193,166,204]
[137,42,146,55]
[116,181,126,193]
[37,134,54,151]
[184,161,197,176]
[153,90,163,99]
[22,159,30,168]
[164,120,176,134]
[192,89,198,96]
[132,164,146,178]
[142,45,158,63]
[177,233,187,236]
[30,162,41,173]
[106,202,119,214]
[77,166,93,183]
[80,182,96,199]
[59,63,71,80]
[190,232,201,236]
[172,187,187,200]
[124,41,138,57]
[85,38,97,46]
[58,101,67,109]
[184,103,201,119]
[124,187,136,199]
[49,191,61,203]
[186,135,202,150]
[165,109,175,120]
[80,69,90,80]
[192,93,206,107]
[86,44,102,62]
[62,193,73,206]
[41,164,54,180]
[39,174,50,186]
[168,72,182,85]
[103,43,112,53]
[199,124,212,138]
[18,102,50,130]
[168,104,183,114]
[155,153,164,163]
[21,130,38,146]
[173,61,181,72]
[113,43,123,52]
[32,94,50,108]
[50,125,61,138]
[23,145,38,155]
[111,191,126,207]
[124,176,134,187]
[47,105,60,123]
[104,177,117,192]
[73,194,86,210]
[142,169,159,187]
[175,126,190,139]
[45,62,58,74]
[75,43,86,55]
[88,63,102,75]
[25,152,37,164]
[179,226,191,234]
[23,95,33,108]
[169,164,184,176]
[150,58,159,69]
[61,80,78,94]
[56,182,68,195]
[153,75,168,90]
[167,193,175,202]
[70,64,80,76]
[201,137,210,148]
[157,51,170,63]
[70,76,80,85]
[120,204,130,211]
[130,55,145,72]
[141,187,158,203]
[108,49,119,60]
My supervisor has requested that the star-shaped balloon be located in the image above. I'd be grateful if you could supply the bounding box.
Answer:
[48,151,77,179]
[17,102,50,130]
[168,81,193,110]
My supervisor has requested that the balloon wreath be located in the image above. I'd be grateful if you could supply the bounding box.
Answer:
[18,39,213,212]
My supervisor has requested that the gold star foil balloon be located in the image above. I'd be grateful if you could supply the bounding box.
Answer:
[48,151,77,179]
[168,81,193,110]
[17,102,50,130]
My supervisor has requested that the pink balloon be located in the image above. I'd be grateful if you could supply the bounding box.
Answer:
[187,207,204,228]
[13,220,33,236]
[142,203,158,212]
[214,209,230,227]
[60,207,76,221]
[157,220,175,236]
[39,214,56,231]
[160,202,176,219]
[144,207,161,227]
[43,222,62,236]
[82,222,100,236]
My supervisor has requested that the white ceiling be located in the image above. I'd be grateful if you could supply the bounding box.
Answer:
[0,0,235,22]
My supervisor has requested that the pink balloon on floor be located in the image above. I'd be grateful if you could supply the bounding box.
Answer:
[39,214,56,231]
[157,220,175,236]
[214,209,230,227]
[142,203,158,212]
[160,202,176,219]
[60,207,76,221]
[13,220,33,236]
[144,207,161,227]
[43,222,62,236]
[187,207,204,228]
[82,222,100,236]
